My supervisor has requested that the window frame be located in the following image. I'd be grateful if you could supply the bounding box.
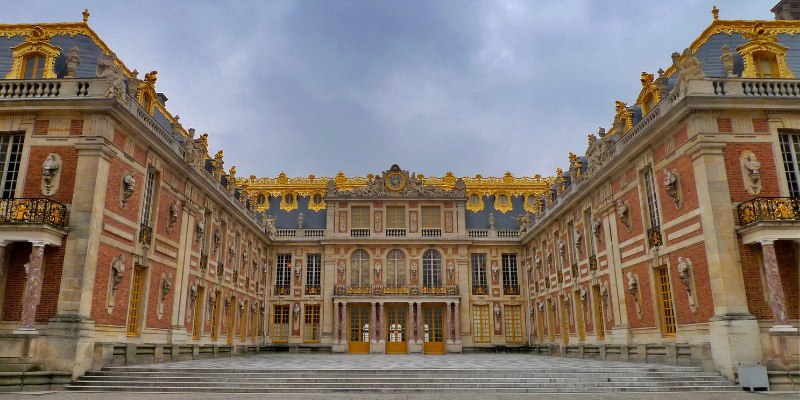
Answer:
[504,305,523,343]
[386,206,405,229]
[305,253,322,293]
[275,253,292,288]
[471,253,487,293]
[779,131,800,197]
[350,249,370,285]
[0,133,25,199]
[501,253,519,293]
[421,206,441,229]
[422,249,442,286]
[351,206,370,229]
[273,304,290,342]
[385,249,406,285]
[304,304,321,342]
[472,304,491,343]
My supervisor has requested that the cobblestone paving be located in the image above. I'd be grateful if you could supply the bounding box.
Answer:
[109,353,702,371]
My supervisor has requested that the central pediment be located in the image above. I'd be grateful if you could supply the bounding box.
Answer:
[326,164,466,199]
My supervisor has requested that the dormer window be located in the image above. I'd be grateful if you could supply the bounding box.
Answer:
[22,53,46,79]
[753,51,779,78]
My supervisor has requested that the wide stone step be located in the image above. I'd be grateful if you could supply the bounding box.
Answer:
[75,375,731,383]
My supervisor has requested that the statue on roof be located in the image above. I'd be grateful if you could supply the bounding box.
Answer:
[720,44,736,77]
[671,48,706,97]
[96,52,125,101]
[65,46,80,78]
[655,68,669,98]
[127,69,141,98]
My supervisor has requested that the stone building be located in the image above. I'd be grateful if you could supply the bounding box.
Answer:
[0,5,797,390]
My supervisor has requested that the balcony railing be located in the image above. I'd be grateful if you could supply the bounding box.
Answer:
[274,284,291,296]
[0,198,67,228]
[138,224,152,246]
[305,285,321,295]
[351,228,371,237]
[738,197,800,227]
[497,230,519,238]
[472,285,488,295]
[385,228,406,237]
[421,228,442,237]
[199,253,208,271]
[588,255,597,273]
[216,262,224,278]
[647,225,663,247]
[334,284,459,296]
[468,230,489,238]
[503,285,520,295]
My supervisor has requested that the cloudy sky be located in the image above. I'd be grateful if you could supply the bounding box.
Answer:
[4,1,772,179]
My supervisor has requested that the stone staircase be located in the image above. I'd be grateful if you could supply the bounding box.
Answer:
[67,364,740,393]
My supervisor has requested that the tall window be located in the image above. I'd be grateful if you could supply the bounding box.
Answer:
[22,53,46,79]
[306,253,321,293]
[351,206,370,229]
[780,131,800,197]
[472,304,490,343]
[304,304,321,342]
[504,305,523,343]
[386,206,405,228]
[422,249,442,286]
[350,249,370,285]
[385,249,406,285]
[0,133,24,199]
[192,286,205,340]
[643,168,661,230]
[141,169,157,227]
[471,253,487,294]
[275,254,292,290]
[501,253,519,294]
[210,291,220,340]
[567,221,578,266]
[273,304,289,342]
[583,210,595,256]
[421,206,440,228]
[553,233,562,271]
[126,265,147,336]
[656,267,677,337]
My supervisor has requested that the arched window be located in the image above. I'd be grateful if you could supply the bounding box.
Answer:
[350,249,370,285]
[422,249,441,286]
[21,53,46,79]
[386,249,406,285]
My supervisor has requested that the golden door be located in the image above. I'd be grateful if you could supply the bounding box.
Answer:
[349,304,370,354]
[385,304,407,354]
[422,305,445,354]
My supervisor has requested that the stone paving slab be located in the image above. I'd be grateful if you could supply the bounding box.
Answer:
[107,353,704,371]
[0,391,798,400]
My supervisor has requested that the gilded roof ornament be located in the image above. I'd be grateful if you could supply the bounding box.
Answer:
[711,6,719,21]
[144,70,158,86]
[83,8,90,23]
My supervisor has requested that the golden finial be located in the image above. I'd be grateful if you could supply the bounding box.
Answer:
[82,8,90,23]
[144,70,158,85]
[640,71,654,86]
[568,152,577,162]
[214,150,224,160]
[712,6,719,21]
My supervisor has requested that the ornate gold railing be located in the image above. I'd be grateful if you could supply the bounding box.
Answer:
[472,285,488,295]
[0,198,67,228]
[334,284,459,297]
[274,284,291,296]
[588,255,598,273]
[503,285,520,295]
[738,197,800,227]
[305,285,321,295]
[647,225,663,247]
[138,224,152,245]
[216,262,225,278]
[199,253,208,271]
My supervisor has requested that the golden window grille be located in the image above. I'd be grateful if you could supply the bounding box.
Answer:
[472,305,490,343]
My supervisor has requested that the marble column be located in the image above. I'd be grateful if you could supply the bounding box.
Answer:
[378,302,385,343]
[408,302,415,342]
[453,301,461,342]
[370,301,377,343]
[333,301,340,343]
[18,242,46,332]
[341,301,348,343]
[445,301,453,343]
[417,302,424,343]
[760,241,792,330]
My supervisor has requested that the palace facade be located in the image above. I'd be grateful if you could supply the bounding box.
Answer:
[0,4,798,390]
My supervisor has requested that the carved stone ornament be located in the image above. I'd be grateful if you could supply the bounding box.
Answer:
[95,52,125,101]
[616,200,631,232]
[337,262,345,281]
[663,168,681,208]
[558,241,565,258]
[573,228,582,252]
[65,45,80,78]
[626,272,643,319]
[293,303,301,318]
[579,286,588,306]
[195,216,205,243]
[127,69,141,98]
[189,284,198,306]
[584,127,615,179]
[493,304,501,316]
[41,153,61,196]
[160,272,173,301]
[741,151,762,195]
[670,48,706,97]
[720,44,736,77]
[326,164,466,199]
[264,215,277,239]
[120,170,136,208]
[592,217,602,240]
[488,212,495,230]
[514,213,531,232]
[534,255,542,271]
[447,262,455,281]
[677,257,693,293]
[410,262,418,280]
[375,262,383,280]
[167,201,179,232]
[537,301,545,313]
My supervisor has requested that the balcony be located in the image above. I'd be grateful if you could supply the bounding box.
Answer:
[0,198,67,228]
[334,284,459,297]
[274,284,291,296]
[138,224,152,246]
[350,228,371,237]
[647,225,663,247]
[275,229,325,239]
[737,197,800,244]
[421,228,442,238]
[467,229,520,240]
[385,228,406,237]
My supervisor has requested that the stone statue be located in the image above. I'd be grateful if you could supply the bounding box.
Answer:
[195,216,205,243]
[160,272,173,301]
[514,213,531,232]
[110,255,125,295]
[744,153,762,194]
[671,48,706,97]
[264,215,276,239]
[96,52,125,101]
[573,228,582,251]
[626,272,638,295]
[579,286,588,305]
[297,212,304,229]
[127,69,141,98]
[168,201,179,232]
[592,218,602,240]
[189,284,198,306]
[677,257,693,292]
[121,170,136,207]
[616,200,631,231]
[720,44,736,77]
[42,153,60,194]
[488,212,495,230]
[213,229,221,252]
[65,46,80,78]
[663,169,680,208]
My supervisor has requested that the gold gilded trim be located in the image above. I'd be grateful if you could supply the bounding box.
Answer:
[5,26,61,79]
[466,192,485,213]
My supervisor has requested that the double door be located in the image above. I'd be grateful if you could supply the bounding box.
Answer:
[423,305,445,354]
[386,304,407,354]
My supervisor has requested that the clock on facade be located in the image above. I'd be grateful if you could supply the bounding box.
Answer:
[386,172,406,191]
